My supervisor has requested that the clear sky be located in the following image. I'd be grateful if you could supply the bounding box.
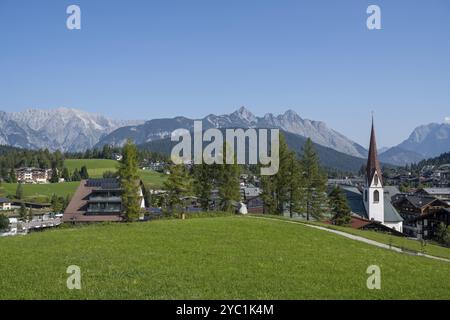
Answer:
[0,0,449,148]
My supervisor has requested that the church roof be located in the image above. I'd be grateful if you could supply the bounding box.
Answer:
[366,118,383,185]
[339,185,403,223]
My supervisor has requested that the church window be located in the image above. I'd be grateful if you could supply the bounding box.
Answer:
[373,190,379,203]
[374,174,378,185]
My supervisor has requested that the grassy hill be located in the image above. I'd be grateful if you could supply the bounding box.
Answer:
[1,182,79,203]
[0,216,449,299]
[64,158,167,188]
[64,159,119,178]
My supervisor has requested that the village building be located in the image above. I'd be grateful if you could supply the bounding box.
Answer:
[414,188,450,202]
[0,198,12,210]
[393,194,450,239]
[15,167,52,184]
[62,178,145,223]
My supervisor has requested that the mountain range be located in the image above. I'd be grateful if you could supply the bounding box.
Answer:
[0,107,449,169]
[379,123,450,166]
[0,108,142,152]
[96,106,368,159]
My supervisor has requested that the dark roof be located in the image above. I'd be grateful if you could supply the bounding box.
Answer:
[0,197,11,203]
[341,186,367,219]
[403,196,437,209]
[419,188,450,195]
[366,118,383,185]
[86,178,121,189]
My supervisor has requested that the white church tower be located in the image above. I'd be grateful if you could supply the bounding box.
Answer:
[363,117,384,223]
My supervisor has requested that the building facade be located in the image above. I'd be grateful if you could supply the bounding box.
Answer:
[63,178,145,223]
[15,167,52,184]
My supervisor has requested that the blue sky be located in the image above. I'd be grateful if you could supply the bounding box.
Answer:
[0,0,449,147]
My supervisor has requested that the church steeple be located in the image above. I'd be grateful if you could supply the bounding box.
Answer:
[366,116,383,186]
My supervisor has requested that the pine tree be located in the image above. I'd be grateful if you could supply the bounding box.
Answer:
[0,213,9,230]
[72,168,81,181]
[27,208,33,222]
[18,202,27,221]
[286,150,303,217]
[193,163,214,211]
[50,167,59,183]
[62,167,71,182]
[80,166,89,179]
[164,164,192,214]
[329,186,351,226]
[260,134,303,216]
[16,183,23,200]
[9,169,17,183]
[260,173,277,213]
[299,138,328,220]
[51,194,63,213]
[218,161,240,212]
[118,140,141,221]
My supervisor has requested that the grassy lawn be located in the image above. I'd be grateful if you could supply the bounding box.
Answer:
[250,215,450,261]
[321,223,450,260]
[65,159,167,189]
[0,216,449,299]
[64,159,119,178]
[1,182,79,202]
[138,169,167,189]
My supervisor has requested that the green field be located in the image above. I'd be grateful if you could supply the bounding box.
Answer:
[65,158,167,188]
[0,216,449,299]
[64,159,119,178]
[314,222,450,260]
[255,215,450,261]
[0,182,79,202]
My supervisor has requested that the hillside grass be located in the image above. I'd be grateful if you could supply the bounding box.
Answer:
[251,215,450,261]
[65,159,167,188]
[0,216,449,300]
[64,159,119,178]
[0,182,79,202]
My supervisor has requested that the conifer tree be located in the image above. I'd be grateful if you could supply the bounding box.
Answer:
[118,140,141,221]
[299,138,328,220]
[329,186,351,226]
[80,165,89,179]
[260,133,302,216]
[218,161,240,212]
[62,167,71,182]
[193,163,214,211]
[18,202,27,221]
[164,164,192,214]
[27,208,34,222]
[16,183,23,200]
[72,168,81,181]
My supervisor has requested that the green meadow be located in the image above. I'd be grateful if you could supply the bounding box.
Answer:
[0,216,449,300]
[0,182,79,203]
[64,158,167,188]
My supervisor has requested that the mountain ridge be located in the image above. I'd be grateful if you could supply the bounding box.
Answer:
[97,106,369,158]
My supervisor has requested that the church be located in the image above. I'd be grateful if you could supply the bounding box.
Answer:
[339,118,404,233]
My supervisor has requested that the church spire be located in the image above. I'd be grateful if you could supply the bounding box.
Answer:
[366,115,382,185]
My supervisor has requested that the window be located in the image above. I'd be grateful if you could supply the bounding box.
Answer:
[374,174,378,186]
[373,190,380,203]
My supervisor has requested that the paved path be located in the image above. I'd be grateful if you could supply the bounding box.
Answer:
[248,216,450,263]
